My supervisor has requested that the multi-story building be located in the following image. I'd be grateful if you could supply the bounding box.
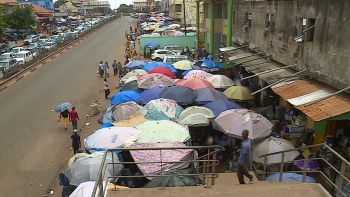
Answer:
[17,0,54,11]
[83,0,110,9]
[169,0,203,26]
[0,0,18,14]
[133,0,149,11]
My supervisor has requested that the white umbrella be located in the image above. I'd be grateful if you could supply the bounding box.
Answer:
[149,33,161,37]
[173,31,185,36]
[177,106,215,127]
[121,69,147,83]
[207,75,235,89]
[69,181,107,197]
[169,24,181,29]
[252,137,300,164]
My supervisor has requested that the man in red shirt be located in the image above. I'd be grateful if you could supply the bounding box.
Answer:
[69,107,79,131]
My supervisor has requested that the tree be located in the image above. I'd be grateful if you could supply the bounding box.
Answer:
[117,4,134,13]
[54,0,67,8]
[0,6,7,36]
[5,5,36,32]
[91,7,113,15]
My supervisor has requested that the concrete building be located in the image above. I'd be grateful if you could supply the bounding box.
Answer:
[169,0,203,26]
[0,0,18,14]
[82,0,110,9]
[133,0,153,10]
[17,0,54,11]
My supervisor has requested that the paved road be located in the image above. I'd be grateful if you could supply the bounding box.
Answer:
[0,16,135,197]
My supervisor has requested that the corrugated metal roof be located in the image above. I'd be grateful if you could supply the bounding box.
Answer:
[219,46,239,52]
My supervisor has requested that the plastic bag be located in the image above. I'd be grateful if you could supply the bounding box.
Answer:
[97,70,99,74]
[56,117,61,122]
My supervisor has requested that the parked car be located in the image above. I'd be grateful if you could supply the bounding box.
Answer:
[151,50,176,61]
[11,47,25,53]
[74,27,87,35]
[163,45,183,54]
[15,51,34,64]
[0,43,17,54]
[0,52,16,60]
[38,38,48,45]
[43,42,57,50]
[163,55,190,64]
[70,21,79,28]
[0,59,20,77]
[49,35,64,43]
[37,34,47,39]
[53,27,64,35]
[27,42,44,50]
[23,48,37,58]
[23,35,38,45]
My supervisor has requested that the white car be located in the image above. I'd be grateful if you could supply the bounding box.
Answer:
[0,52,16,60]
[24,48,37,58]
[11,47,25,53]
[163,45,183,54]
[151,50,176,61]
[15,51,34,64]
[163,55,190,64]
[43,42,57,50]
[23,34,38,45]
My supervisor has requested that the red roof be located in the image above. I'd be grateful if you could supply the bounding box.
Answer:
[0,0,18,5]
[22,2,53,14]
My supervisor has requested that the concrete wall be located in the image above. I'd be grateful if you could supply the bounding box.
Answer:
[232,0,350,90]
[139,36,196,54]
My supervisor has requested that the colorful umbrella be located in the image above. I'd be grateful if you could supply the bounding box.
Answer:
[120,69,147,83]
[176,78,214,90]
[183,70,212,80]
[194,88,228,104]
[110,90,142,105]
[177,106,215,127]
[173,60,192,70]
[144,41,160,48]
[213,109,273,141]
[194,60,223,69]
[149,67,176,79]
[138,73,175,89]
[120,80,139,92]
[223,86,254,101]
[203,99,242,116]
[125,60,146,70]
[207,75,235,89]
[143,62,177,73]
[143,98,183,120]
[140,86,166,104]
[112,101,146,122]
[266,173,316,183]
[55,102,72,113]
[160,86,197,105]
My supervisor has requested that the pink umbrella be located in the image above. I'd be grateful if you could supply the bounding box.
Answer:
[138,73,175,89]
[175,78,214,90]
[183,70,212,80]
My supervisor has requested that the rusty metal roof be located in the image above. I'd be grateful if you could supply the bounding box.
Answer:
[272,79,350,121]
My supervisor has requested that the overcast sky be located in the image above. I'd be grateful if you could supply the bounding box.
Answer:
[111,0,133,9]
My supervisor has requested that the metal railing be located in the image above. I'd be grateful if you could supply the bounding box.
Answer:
[252,143,350,197]
[92,145,223,197]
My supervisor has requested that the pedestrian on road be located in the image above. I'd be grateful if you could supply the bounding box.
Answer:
[237,130,255,184]
[103,79,110,99]
[112,60,118,76]
[98,61,104,77]
[71,129,81,154]
[13,33,18,44]
[104,61,110,78]
[69,107,79,131]
[130,40,135,50]
[133,51,138,60]
[59,109,69,130]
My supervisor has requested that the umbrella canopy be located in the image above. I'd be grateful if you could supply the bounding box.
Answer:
[140,86,166,104]
[121,69,148,83]
[125,60,146,70]
[113,112,146,127]
[183,70,212,80]
[144,41,160,48]
[113,101,146,122]
[143,168,198,188]
[138,73,175,89]
[176,78,214,90]
[143,62,177,73]
[213,109,273,140]
[143,98,183,120]
[62,152,123,186]
[266,173,316,183]
[169,24,181,29]
[177,106,215,127]
[68,153,89,167]
[195,60,223,69]
[149,67,176,79]
[120,80,139,92]
[204,99,242,116]
[110,90,142,105]
[84,127,140,152]
[207,75,235,89]
[252,137,300,164]
[224,86,254,101]
[173,60,192,70]
[68,181,108,197]
[160,86,197,105]
[135,120,190,143]
[55,102,72,113]
[194,88,227,104]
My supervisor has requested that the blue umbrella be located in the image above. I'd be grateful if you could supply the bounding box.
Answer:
[195,88,228,104]
[266,173,316,183]
[144,41,160,48]
[204,99,242,116]
[195,60,223,69]
[110,90,142,105]
[140,86,166,104]
[125,60,146,70]
[160,86,197,105]
[143,62,178,73]
[55,102,72,113]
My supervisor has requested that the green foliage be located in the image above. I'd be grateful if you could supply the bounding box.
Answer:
[90,7,113,15]
[54,0,67,8]
[0,6,7,36]
[5,5,36,31]
[117,4,134,13]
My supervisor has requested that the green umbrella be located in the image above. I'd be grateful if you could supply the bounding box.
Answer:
[120,80,139,92]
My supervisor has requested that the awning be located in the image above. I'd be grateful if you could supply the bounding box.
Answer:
[272,79,350,121]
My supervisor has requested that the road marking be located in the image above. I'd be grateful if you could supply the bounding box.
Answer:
[36,64,43,68]
[54,54,59,57]
[45,59,51,63]
[7,81,15,87]
[23,72,30,77]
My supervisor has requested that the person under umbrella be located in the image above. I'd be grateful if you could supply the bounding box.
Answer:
[59,109,69,130]
[56,102,72,130]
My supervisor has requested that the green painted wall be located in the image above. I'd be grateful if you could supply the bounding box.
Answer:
[313,112,350,136]
[139,36,196,55]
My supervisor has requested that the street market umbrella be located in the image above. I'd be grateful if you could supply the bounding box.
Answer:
[138,73,175,89]
[149,67,176,79]
[144,41,160,48]
[177,106,215,127]
[176,78,214,90]
[140,86,166,104]
[183,70,212,80]
[61,152,123,186]
[252,137,300,165]
[204,99,242,116]
[186,32,196,36]
[194,88,228,104]
[84,127,140,152]
[173,60,192,70]
[143,168,198,188]
[112,101,146,122]
[121,69,148,83]
[143,98,183,120]
[68,153,89,167]
[223,86,255,101]
[160,86,197,105]
[98,104,117,124]
[143,62,177,73]
[55,102,72,113]
[169,24,181,29]
[125,60,146,70]
[266,173,316,183]
[113,112,146,127]
[213,109,273,141]
[110,90,142,105]
[207,75,235,89]
[135,120,190,143]
[68,181,109,197]
[120,80,139,92]
[194,60,223,69]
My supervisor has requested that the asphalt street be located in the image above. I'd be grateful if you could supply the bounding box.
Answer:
[0,16,136,196]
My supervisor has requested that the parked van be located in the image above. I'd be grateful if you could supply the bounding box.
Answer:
[15,51,34,64]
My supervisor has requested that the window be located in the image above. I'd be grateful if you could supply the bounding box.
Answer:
[299,18,307,35]
[265,14,270,28]
[233,12,236,24]
[175,4,181,12]
[215,3,222,19]
[270,14,276,32]
[248,13,252,28]
[223,3,228,19]
[306,18,315,42]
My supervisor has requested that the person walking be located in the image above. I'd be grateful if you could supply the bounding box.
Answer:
[118,61,123,76]
[112,60,118,76]
[103,79,110,99]
[71,130,81,154]
[237,130,255,184]
[69,107,79,131]
[13,33,18,44]
[98,61,104,77]
[104,61,110,78]
[130,39,135,50]
[59,109,69,130]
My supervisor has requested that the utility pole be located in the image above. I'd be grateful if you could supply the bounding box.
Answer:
[183,0,187,36]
